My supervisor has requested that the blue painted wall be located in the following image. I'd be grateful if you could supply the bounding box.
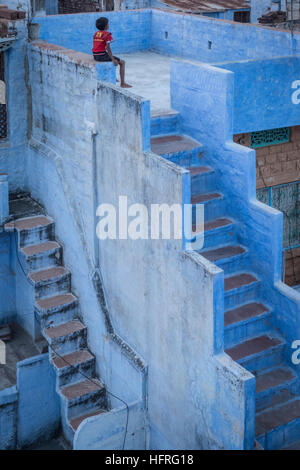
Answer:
[150,9,299,60]
[0,20,28,192]
[217,56,300,133]
[34,9,300,63]
[35,10,151,55]
[0,386,18,449]
[74,400,147,450]
[0,233,15,324]
[17,353,61,448]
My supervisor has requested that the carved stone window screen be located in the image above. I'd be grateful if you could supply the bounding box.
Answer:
[250,127,290,149]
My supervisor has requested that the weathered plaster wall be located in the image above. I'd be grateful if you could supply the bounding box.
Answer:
[0,386,18,449]
[0,353,60,450]
[0,233,15,323]
[27,42,146,433]
[17,353,61,448]
[74,401,147,450]
[151,9,299,60]
[33,9,300,64]
[35,9,151,54]
[218,56,300,134]
[0,20,28,191]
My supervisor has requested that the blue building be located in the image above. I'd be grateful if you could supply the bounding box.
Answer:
[0,0,299,450]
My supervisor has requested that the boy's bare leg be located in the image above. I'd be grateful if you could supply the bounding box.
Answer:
[119,60,132,88]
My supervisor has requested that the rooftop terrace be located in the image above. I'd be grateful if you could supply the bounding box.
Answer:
[32,8,300,120]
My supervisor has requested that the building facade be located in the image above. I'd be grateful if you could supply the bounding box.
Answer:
[0,1,299,451]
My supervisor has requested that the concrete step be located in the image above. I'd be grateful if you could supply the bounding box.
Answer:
[5,215,55,247]
[192,217,236,250]
[29,266,71,299]
[256,388,297,413]
[52,349,96,387]
[44,320,87,355]
[150,110,180,137]
[224,273,260,310]
[192,192,226,222]
[226,333,285,373]
[35,293,78,328]
[281,439,300,450]
[60,378,106,419]
[224,302,272,348]
[21,241,62,271]
[200,244,248,274]
[256,398,300,450]
[256,366,298,413]
[151,134,203,167]
[69,409,106,431]
[190,166,216,195]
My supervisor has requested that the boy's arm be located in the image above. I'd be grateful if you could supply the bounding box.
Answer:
[106,44,118,66]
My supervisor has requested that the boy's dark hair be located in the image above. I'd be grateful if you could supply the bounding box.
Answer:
[96,17,109,31]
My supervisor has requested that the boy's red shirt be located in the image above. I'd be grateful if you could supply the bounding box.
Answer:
[93,31,113,54]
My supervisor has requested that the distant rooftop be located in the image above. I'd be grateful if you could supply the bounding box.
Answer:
[158,0,249,13]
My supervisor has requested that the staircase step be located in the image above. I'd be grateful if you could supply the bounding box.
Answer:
[281,439,300,450]
[256,367,296,395]
[192,218,236,250]
[192,192,225,222]
[256,366,298,412]
[61,379,106,419]
[201,244,248,274]
[35,293,78,328]
[191,193,221,204]
[224,273,260,310]
[21,241,61,271]
[150,110,180,137]
[256,398,300,450]
[44,319,87,354]
[45,319,86,340]
[29,266,71,299]
[224,302,271,348]
[189,165,216,195]
[225,273,258,292]
[52,349,94,369]
[201,245,246,263]
[52,349,96,387]
[225,302,269,327]
[189,166,211,175]
[226,334,285,373]
[69,409,106,431]
[5,215,54,247]
[151,134,202,164]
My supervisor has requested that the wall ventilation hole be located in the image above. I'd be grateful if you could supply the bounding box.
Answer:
[165,31,168,39]
[208,41,212,50]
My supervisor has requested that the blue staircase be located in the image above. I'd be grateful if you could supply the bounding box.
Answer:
[151,112,300,450]
[5,215,109,446]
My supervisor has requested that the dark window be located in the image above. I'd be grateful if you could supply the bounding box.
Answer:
[0,52,7,140]
[234,11,250,23]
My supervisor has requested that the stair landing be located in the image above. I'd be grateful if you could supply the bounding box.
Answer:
[151,134,201,156]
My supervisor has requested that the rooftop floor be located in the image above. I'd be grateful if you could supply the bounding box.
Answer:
[0,323,40,391]
[121,52,172,116]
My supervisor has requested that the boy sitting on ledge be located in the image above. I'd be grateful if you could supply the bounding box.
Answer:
[93,17,132,89]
